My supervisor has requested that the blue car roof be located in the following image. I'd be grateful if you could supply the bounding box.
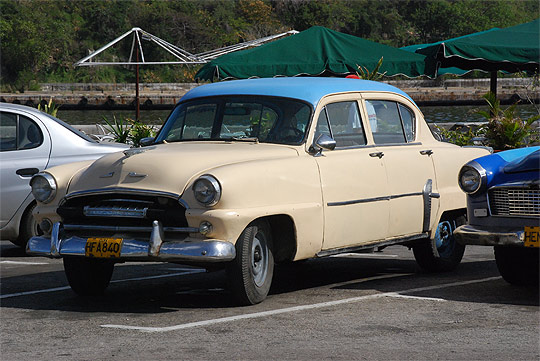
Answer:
[180,78,415,107]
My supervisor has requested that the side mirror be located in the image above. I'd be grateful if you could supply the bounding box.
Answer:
[315,134,336,151]
[311,134,336,156]
[139,137,155,147]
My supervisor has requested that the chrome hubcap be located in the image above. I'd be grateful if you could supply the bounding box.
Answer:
[251,233,268,287]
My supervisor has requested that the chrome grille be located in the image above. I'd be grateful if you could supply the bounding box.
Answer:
[489,187,540,216]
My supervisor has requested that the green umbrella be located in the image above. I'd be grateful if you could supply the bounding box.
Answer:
[195,26,436,81]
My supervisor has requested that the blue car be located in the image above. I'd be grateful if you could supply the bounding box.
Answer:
[454,146,539,285]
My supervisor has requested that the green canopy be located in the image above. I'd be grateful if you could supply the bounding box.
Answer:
[195,26,436,81]
[400,28,501,76]
[415,19,539,74]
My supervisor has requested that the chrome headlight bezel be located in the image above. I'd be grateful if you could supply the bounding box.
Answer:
[458,162,486,195]
[30,172,57,203]
[192,175,221,207]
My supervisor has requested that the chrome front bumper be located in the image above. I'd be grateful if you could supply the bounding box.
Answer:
[26,221,236,262]
[454,224,525,247]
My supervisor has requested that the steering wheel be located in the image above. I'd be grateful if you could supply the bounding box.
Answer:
[276,127,304,142]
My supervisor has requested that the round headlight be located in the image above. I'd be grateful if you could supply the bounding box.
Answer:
[30,173,57,203]
[192,175,221,207]
[458,165,483,194]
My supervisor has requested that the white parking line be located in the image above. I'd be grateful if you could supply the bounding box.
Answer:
[0,261,50,265]
[101,276,501,333]
[0,270,204,299]
[386,294,446,302]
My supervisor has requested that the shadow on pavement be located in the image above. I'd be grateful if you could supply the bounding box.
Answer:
[2,251,537,313]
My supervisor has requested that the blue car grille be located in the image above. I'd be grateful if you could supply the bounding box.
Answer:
[489,187,540,217]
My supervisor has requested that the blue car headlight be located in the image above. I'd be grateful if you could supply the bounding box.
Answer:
[458,163,486,194]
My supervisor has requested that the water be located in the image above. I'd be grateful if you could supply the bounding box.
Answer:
[56,104,539,126]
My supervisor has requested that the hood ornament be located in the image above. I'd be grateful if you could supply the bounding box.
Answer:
[100,172,114,178]
[128,172,147,178]
[123,147,153,158]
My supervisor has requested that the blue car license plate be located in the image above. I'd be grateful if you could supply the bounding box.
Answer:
[524,227,539,248]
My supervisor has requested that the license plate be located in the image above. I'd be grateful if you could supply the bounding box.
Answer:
[85,237,123,258]
[524,227,539,248]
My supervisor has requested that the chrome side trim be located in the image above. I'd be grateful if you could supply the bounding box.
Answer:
[317,233,427,257]
[422,179,433,233]
[327,192,423,207]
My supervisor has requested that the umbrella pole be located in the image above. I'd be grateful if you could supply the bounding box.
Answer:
[490,71,497,98]
[135,37,140,122]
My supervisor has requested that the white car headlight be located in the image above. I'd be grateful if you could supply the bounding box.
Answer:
[458,164,485,194]
[192,175,221,207]
[30,173,57,203]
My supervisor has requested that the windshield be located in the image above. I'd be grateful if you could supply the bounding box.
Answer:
[155,96,312,145]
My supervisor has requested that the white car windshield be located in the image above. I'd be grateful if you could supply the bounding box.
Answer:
[156,96,312,145]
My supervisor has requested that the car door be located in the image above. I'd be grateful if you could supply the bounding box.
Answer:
[363,98,438,238]
[0,111,50,227]
[314,97,390,251]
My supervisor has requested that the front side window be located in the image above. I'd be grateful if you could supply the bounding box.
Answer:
[315,101,366,148]
[0,112,43,151]
[365,100,416,144]
[156,96,312,145]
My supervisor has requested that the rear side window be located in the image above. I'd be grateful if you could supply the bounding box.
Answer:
[365,100,416,144]
[315,101,366,148]
[0,112,43,151]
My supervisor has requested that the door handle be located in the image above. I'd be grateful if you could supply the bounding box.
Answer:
[420,149,433,156]
[369,152,384,159]
[16,168,39,177]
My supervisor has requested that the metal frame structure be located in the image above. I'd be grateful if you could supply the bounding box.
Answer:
[74,27,298,119]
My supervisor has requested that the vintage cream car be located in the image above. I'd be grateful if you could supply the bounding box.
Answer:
[27,78,490,305]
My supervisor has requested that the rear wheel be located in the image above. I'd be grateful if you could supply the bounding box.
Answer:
[12,203,42,249]
[413,215,466,272]
[63,257,115,296]
[494,246,539,286]
[226,220,274,305]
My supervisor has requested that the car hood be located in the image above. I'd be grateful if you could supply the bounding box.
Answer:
[503,148,540,174]
[472,146,540,187]
[67,142,299,197]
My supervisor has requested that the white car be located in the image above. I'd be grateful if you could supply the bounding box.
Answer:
[0,103,128,247]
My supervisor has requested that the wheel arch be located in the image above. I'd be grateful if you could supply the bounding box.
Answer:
[257,214,297,263]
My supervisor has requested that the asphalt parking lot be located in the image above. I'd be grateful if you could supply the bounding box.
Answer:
[1,240,538,360]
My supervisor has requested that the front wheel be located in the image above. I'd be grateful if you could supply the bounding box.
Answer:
[63,257,115,296]
[413,215,466,272]
[226,220,274,305]
[494,246,539,286]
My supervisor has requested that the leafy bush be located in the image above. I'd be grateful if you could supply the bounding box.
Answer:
[102,115,156,146]
[436,125,485,147]
[37,98,61,117]
[477,92,539,150]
